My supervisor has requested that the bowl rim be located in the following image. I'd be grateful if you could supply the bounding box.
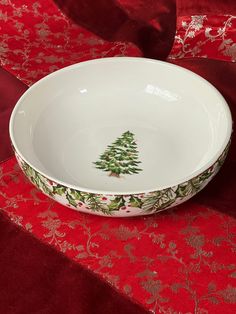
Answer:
[9,57,233,195]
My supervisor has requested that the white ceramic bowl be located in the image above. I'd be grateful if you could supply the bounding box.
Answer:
[10,57,232,217]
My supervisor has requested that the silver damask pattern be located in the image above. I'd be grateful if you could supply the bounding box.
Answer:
[169,15,236,62]
[0,0,140,85]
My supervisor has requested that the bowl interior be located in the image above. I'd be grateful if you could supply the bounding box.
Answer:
[10,58,232,194]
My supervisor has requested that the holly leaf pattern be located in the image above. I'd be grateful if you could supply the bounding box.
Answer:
[191,169,213,191]
[143,189,176,212]
[129,195,143,208]
[66,192,77,207]
[70,189,85,202]
[22,161,53,197]
[176,182,193,198]
[108,196,125,211]
[53,184,66,196]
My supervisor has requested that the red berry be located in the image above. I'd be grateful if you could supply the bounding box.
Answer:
[102,197,107,201]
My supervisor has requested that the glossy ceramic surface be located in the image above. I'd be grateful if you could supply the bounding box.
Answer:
[10,57,232,216]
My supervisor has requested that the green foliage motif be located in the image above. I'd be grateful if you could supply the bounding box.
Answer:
[21,161,53,197]
[17,141,228,215]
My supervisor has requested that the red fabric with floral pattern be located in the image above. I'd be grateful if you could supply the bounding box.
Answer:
[0,211,149,314]
[0,0,141,86]
[1,135,236,313]
[169,14,236,62]
[168,0,236,62]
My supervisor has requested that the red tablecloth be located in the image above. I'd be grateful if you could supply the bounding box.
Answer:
[1,0,236,313]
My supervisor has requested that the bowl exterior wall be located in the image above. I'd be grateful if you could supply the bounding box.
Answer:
[14,144,230,217]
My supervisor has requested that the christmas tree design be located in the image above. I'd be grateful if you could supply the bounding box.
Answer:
[94,131,142,178]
